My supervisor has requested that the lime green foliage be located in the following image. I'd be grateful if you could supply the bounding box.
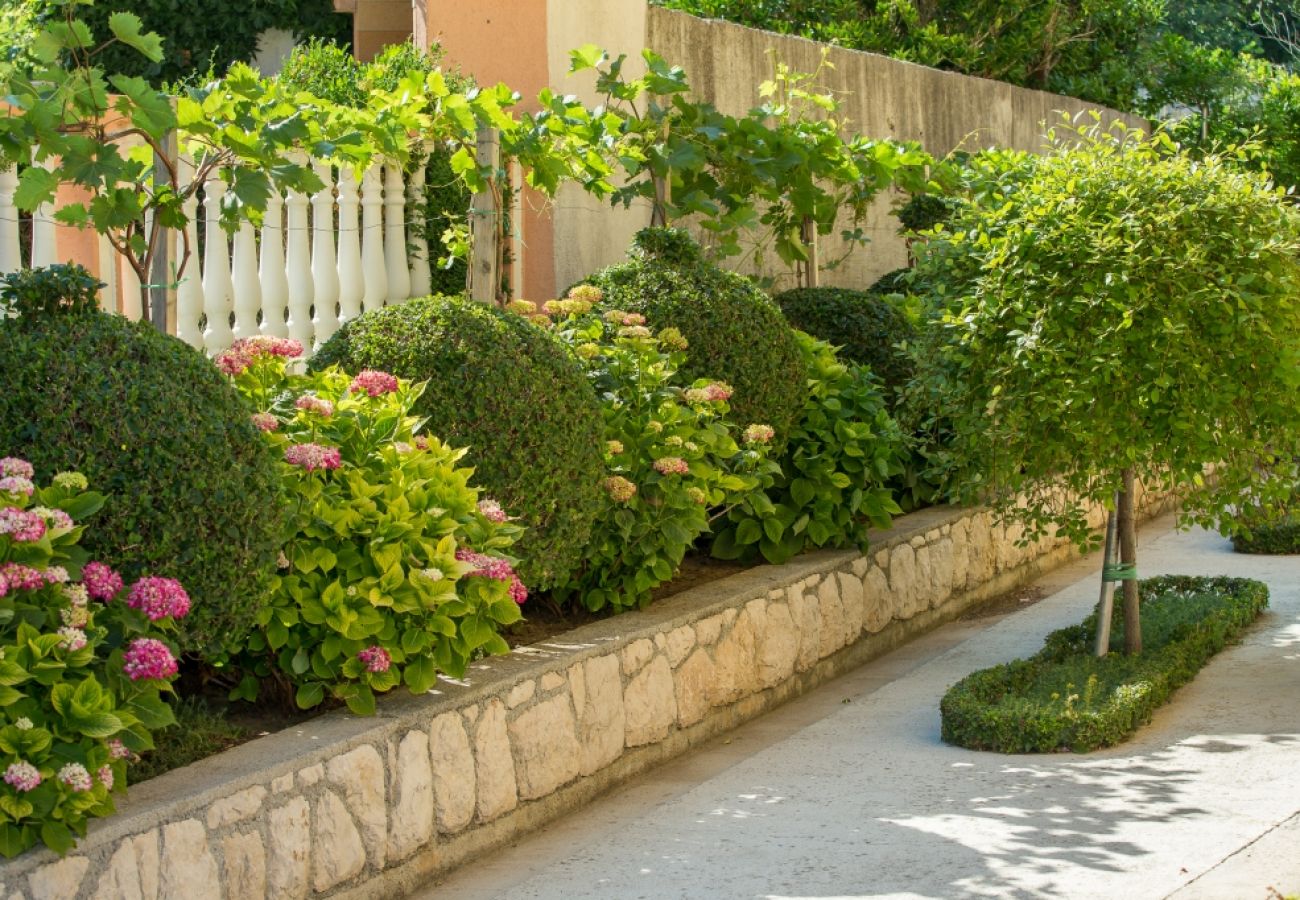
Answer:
[0,294,282,659]
[588,229,807,445]
[714,332,905,565]
[775,286,915,403]
[311,296,604,591]
[538,293,776,613]
[0,471,182,857]
[227,353,525,716]
[941,576,1268,752]
[909,119,1300,551]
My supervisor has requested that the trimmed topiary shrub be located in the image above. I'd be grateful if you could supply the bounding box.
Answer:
[310,295,604,589]
[775,286,915,401]
[940,576,1269,753]
[586,228,806,444]
[1232,514,1300,554]
[0,268,283,660]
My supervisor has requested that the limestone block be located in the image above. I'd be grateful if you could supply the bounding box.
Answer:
[665,625,696,667]
[326,744,387,868]
[430,711,477,832]
[756,600,799,688]
[27,857,88,900]
[268,798,311,900]
[694,613,724,647]
[574,653,625,775]
[312,792,366,892]
[97,835,152,900]
[133,830,161,900]
[271,773,294,794]
[568,661,586,712]
[623,655,677,746]
[914,544,935,614]
[889,543,920,619]
[159,819,219,900]
[838,571,864,642]
[506,679,535,708]
[817,576,847,658]
[389,729,434,861]
[206,784,266,829]
[221,832,267,900]
[928,537,956,608]
[540,671,567,691]
[862,566,892,633]
[297,763,323,787]
[874,548,890,570]
[673,648,716,727]
[949,519,970,593]
[909,535,925,548]
[712,611,758,704]
[509,693,581,800]
[473,699,518,821]
[744,599,767,645]
[789,583,822,672]
[620,638,656,676]
[852,557,869,578]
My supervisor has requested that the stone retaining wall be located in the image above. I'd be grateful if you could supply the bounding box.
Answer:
[0,493,1173,899]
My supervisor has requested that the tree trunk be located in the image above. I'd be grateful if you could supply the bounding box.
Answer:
[1118,467,1142,655]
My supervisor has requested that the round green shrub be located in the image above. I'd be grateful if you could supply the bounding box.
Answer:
[0,304,283,659]
[775,286,915,401]
[311,295,605,588]
[587,228,806,442]
[1232,514,1300,554]
[865,267,912,297]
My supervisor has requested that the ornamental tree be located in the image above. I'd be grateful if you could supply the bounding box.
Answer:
[909,116,1300,653]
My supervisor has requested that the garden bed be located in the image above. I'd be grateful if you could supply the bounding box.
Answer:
[940,575,1269,753]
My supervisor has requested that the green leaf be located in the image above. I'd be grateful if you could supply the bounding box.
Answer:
[71,711,124,739]
[295,683,326,709]
[13,167,59,212]
[108,12,165,62]
[735,518,763,545]
[40,821,74,856]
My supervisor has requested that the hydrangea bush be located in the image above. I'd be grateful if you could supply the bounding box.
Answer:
[0,463,183,856]
[529,290,777,613]
[220,340,525,716]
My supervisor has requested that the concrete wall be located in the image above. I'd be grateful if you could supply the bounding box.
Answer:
[0,491,1174,899]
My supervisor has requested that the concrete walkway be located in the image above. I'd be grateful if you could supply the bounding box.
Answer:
[418,517,1300,900]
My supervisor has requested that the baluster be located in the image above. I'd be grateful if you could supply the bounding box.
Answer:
[258,180,288,337]
[384,162,411,302]
[284,161,315,350]
[231,218,261,339]
[30,155,56,268]
[336,166,364,326]
[0,166,20,277]
[407,161,431,298]
[174,156,203,345]
[97,233,119,315]
[311,160,339,347]
[360,163,388,312]
[201,175,234,352]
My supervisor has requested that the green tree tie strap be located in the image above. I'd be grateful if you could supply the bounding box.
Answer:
[1102,563,1138,582]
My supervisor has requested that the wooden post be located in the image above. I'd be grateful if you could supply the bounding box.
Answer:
[1093,494,1119,657]
[1118,467,1142,655]
[469,127,500,305]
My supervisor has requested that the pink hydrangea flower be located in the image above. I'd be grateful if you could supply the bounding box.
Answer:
[0,563,45,592]
[0,508,46,542]
[294,395,335,417]
[32,506,73,531]
[284,443,343,472]
[60,604,89,628]
[621,312,646,326]
[348,370,400,397]
[97,765,114,791]
[703,381,733,402]
[357,645,391,673]
[4,761,40,792]
[618,325,652,339]
[455,549,528,605]
[107,739,133,761]
[477,499,507,523]
[0,476,34,497]
[57,763,92,792]
[232,336,304,359]
[127,577,191,621]
[251,412,279,432]
[122,638,178,681]
[215,349,253,377]
[43,566,68,585]
[653,457,690,476]
[687,487,708,505]
[603,476,637,503]
[0,458,33,479]
[0,571,8,600]
[743,423,775,444]
[82,561,123,601]
[57,626,87,652]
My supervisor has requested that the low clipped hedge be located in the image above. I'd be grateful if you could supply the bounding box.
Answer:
[1232,514,1300,554]
[941,576,1268,753]
[310,294,605,589]
[775,285,915,401]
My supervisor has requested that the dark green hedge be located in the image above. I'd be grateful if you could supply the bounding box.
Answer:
[1232,515,1300,554]
[941,576,1268,753]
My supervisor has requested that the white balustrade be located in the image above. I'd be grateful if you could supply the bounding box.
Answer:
[360,163,388,312]
[258,183,289,338]
[120,218,143,322]
[30,155,56,269]
[174,156,203,344]
[231,219,261,339]
[284,163,315,350]
[336,166,364,326]
[384,163,411,303]
[407,162,431,298]
[311,161,340,347]
[201,175,234,352]
[97,233,119,315]
[0,166,20,277]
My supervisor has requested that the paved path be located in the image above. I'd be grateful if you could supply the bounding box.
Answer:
[419,518,1300,900]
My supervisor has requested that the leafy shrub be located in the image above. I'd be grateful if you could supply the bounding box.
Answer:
[0,274,283,659]
[534,292,775,612]
[896,193,959,233]
[713,332,906,565]
[940,576,1269,753]
[775,286,916,402]
[1232,507,1300,554]
[0,264,100,317]
[223,342,526,715]
[0,463,184,856]
[586,229,807,445]
[311,295,604,589]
